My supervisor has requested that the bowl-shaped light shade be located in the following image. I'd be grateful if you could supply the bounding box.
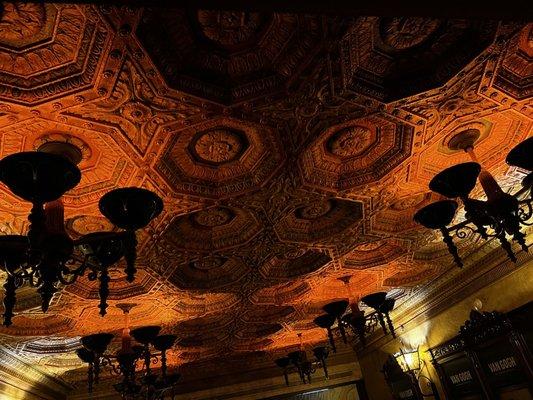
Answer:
[130,325,162,345]
[81,333,114,354]
[413,200,458,229]
[152,334,178,351]
[275,357,290,368]
[0,152,81,203]
[429,162,481,198]
[0,235,29,271]
[76,232,125,267]
[506,137,533,171]
[380,298,396,313]
[314,314,336,329]
[76,348,95,363]
[360,292,387,310]
[99,188,163,231]
[322,300,349,318]
[312,346,329,360]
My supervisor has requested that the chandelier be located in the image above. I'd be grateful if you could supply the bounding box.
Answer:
[0,143,163,326]
[274,333,329,386]
[414,133,532,268]
[314,277,396,350]
[77,304,180,399]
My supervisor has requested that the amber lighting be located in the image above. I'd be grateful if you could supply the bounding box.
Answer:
[0,145,162,326]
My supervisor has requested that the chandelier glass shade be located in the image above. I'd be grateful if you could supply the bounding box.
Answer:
[0,147,163,326]
[274,333,329,386]
[414,136,532,268]
[77,305,180,399]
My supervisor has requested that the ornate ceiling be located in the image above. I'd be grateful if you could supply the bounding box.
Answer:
[0,2,531,391]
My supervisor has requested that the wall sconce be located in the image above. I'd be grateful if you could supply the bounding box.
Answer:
[394,345,441,400]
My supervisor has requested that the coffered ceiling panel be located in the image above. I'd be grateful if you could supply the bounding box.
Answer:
[0,3,530,390]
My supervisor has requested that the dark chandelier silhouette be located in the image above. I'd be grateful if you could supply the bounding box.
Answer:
[414,133,532,268]
[0,143,163,326]
[77,304,180,400]
[274,333,329,386]
[314,277,397,350]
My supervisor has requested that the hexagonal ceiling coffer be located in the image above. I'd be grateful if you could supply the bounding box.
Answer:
[343,239,406,269]
[156,117,284,198]
[275,198,363,244]
[340,17,497,102]
[161,206,262,251]
[65,268,157,300]
[136,10,325,104]
[300,114,414,190]
[169,255,250,291]
[0,4,111,105]
[259,250,331,280]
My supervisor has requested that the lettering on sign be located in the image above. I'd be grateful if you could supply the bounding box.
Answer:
[450,370,473,384]
[487,357,517,374]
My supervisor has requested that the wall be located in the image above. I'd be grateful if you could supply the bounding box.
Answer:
[359,257,533,400]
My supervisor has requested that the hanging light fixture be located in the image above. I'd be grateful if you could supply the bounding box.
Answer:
[0,144,163,326]
[274,333,329,386]
[77,304,180,399]
[414,134,532,268]
[314,276,397,350]
[393,344,441,400]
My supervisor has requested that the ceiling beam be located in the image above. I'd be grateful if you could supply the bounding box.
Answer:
[23,0,533,20]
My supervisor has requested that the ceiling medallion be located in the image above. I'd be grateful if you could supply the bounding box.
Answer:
[189,128,248,166]
[275,333,330,386]
[190,256,227,271]
[0,142,162,326]
[0,3,50,46]
[193,207,235,227]
[414,135,532,268]
[326,125,374,158]
[77,304,180,399]
[196,10,266,48]
[379,17,441,50]
[295,200,333,220]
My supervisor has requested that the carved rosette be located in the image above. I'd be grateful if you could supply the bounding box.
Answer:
[0,120,137,209]
[300,115,414,190]
[275,198,363,244]
[157,117,283,198]
[170,256,250,291]
[414,112,531,186]
[259,250,331,280]
[162,206,261,251]
[340,17,497,101]
[0,4,111,105]
[344,239,406,269]
[136,10,324,104]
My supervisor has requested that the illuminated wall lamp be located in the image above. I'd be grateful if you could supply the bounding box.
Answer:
[394,346,441,400]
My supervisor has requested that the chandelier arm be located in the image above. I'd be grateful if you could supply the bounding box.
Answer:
[98,269,110,317]
[123,231,137,283]
[439,227,463,268]
[496,231,518,262]
[2,275,17,327]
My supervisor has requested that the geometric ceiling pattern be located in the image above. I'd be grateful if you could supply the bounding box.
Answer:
[0,3,531,390]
